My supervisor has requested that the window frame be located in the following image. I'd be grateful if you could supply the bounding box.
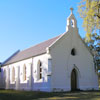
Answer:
[12,67,15,83]
[23,64,27,82]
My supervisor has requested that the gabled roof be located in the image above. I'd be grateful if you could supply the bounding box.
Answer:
[3,35,61,66]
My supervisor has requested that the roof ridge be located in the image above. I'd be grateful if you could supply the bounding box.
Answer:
[20,35,61,53]
[3,34,62,66]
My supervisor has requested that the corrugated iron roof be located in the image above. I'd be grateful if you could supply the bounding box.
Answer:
[3,35,61,66]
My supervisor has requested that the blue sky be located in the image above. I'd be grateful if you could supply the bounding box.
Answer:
[0,0,85,62]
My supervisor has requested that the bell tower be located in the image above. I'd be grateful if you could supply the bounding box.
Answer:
[66,8,78,32]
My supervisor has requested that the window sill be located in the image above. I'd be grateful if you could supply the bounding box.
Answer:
[10,81,15,84]
[35,79,43,83]
[21,80,28,84]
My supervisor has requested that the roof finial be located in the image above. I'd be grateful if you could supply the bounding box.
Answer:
[70,7,73,14]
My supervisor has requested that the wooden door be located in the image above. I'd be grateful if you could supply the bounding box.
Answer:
[71,69,77,91]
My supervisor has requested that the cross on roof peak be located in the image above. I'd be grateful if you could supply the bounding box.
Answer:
[70,7,74,14]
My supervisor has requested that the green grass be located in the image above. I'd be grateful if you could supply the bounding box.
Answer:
[0,90,100,100]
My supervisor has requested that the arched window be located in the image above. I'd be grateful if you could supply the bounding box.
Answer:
[12,67,15,82]
[39,61,42,79]
[71,48,76,56]
[37,60,42,80]
[71,20,74,27]
[23,65,27,81]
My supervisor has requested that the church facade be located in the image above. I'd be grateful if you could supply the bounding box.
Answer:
[0,8,99,92]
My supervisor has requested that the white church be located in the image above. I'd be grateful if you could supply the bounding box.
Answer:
[0,8,99,92]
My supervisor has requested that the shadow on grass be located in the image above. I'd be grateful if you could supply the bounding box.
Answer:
[0,90,100,100]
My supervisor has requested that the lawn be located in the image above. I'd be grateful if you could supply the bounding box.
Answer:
[0,90,100,100]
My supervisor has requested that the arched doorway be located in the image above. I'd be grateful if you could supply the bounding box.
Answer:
[71,68,77,91]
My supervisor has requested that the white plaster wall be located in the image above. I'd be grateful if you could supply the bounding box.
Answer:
[50,28,98,92]
[33,54,51,91]
[1,66,10,89]
[1,53,51,91]
[2,58,33,90]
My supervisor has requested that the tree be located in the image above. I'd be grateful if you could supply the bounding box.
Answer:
[86,33,100,71]
[78,0,100,71]
[78,0,100,41]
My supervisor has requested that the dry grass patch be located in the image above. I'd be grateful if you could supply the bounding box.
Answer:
[0,90,100,100]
